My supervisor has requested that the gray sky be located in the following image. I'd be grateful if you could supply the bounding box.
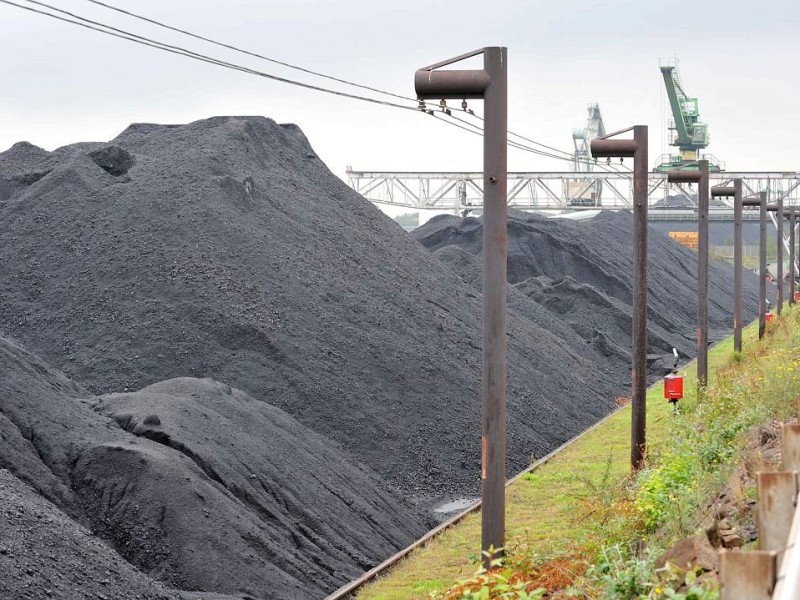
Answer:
[1,0,798,182]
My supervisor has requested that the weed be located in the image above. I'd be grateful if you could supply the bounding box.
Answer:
[585,544,654,599]
[429,547,546,600]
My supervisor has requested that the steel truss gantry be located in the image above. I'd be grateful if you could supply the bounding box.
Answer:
[346,169,800,212]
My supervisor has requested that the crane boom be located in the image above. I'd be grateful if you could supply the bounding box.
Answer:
[657,58,720,172]
[661,66,693,144]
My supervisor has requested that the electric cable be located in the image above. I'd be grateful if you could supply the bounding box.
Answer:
[2,0,420,112]
[78,0,631,172]
[82,0,418,104]
[439,103,631,174]
[3,0,630,176]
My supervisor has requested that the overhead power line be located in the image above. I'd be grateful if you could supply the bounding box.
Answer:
[81,0,620,169]
[3,0,419,112]
[82,0,419,104]
[2,0,623,173]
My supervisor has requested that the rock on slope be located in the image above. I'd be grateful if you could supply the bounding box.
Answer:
[0,335,426,598]
[414,210,761,379]
[0,116,621,503]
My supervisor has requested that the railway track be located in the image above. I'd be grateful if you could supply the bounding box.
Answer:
[325,399,630,599]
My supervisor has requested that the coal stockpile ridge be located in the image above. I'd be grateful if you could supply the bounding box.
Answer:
[0,335,426,598]
[0,468,189,600]
[415,210,761,380]
[0,116,621,506]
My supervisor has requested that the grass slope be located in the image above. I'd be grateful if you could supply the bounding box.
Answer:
[358,309,798,599]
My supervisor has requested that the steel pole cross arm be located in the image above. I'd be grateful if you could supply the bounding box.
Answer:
[742,198,763,207]
[766,204,782,212]
[711,186,736,197]
[590,138,638,158]
[667,170,704,183]
[415,48,493,99]
[589,125,642,158]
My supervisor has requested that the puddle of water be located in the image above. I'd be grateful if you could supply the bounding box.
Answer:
[434,497,478,514]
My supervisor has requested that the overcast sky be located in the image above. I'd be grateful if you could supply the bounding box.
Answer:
[1,0,798,183]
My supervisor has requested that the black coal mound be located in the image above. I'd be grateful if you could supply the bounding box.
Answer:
[414,210,761,379]
[0,116,620,504]
[0,335,426,598]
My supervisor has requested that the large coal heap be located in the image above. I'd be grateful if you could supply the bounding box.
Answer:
[414,210,762,379]
[0,468,188,600]
[0,116,620,506]
[0,335,426,598]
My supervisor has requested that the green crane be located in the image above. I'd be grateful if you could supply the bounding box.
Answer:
[656,59,721,172]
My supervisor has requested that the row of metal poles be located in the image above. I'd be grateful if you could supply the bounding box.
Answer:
[415,46,798,567]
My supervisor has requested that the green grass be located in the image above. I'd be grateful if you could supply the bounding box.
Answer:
[357,311,796,599]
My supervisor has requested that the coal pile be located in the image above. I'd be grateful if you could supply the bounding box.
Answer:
[0,116,620,501]
[0,468,189,600]
[414,210,761,379]
[0,335,426,598]
[1,116,629,597]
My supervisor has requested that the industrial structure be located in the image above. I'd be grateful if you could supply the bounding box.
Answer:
[568,103,605,206]
[656,58,722,172]
[348,58,768,212]
[347,168,800,213]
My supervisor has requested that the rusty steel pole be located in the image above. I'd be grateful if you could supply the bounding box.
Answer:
[416,47,507,566]
[734,180,743,352]
[743,195,767,338]
[697,161,709,388]
[712,181,743,353]
[479,47,507,561]
[591,125,647,471]
[760,193,767,338]
[668,161,709,390]
[630,126,648,471]
[790,208,796,305]
[767,202,785,318]
[777,196,784,314]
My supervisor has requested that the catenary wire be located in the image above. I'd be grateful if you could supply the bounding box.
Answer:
[4,0,627,173]
[84,0,631,170]
[82,0,630,171]
[441,103,632,173]
[82,0,419,104]
[3,0,420,112]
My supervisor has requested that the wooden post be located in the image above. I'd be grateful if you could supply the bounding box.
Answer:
[757,472,798,551]
[720,550,776,600]
[782,423,800,471]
